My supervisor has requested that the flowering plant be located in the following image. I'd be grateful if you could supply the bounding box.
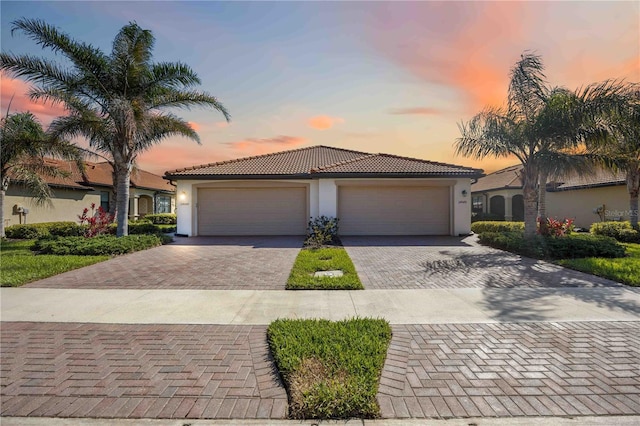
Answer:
[78,203,114,237]
[538,217,574,237]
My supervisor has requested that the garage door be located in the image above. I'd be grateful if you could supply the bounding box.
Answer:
[197,187,306,235]
[338,186,450,235]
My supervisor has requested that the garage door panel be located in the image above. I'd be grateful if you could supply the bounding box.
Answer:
[338,186,450,235]
[198,187,306,236]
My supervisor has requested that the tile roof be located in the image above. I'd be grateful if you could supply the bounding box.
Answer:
[471,165,523,192]
[472,163,626,192]
[165,145,483,179]
[40,158,93,190]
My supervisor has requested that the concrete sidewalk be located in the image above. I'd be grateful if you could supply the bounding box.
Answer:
[2,287,639,324]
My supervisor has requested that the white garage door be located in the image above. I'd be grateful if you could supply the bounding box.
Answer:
[197,187,307,235]
[338,186,450,235]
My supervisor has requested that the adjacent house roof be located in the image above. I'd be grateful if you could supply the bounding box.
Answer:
[165,145,483,179]
[14,159,174,193]
[471,165,523,192]
[472,163,626,193]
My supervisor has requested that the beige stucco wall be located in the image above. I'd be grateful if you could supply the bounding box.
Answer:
[3,187,100,227]
[547,185,629,229]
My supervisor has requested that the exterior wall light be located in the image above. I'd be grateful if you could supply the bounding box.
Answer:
[461,190,468,197]
[179,191,187,201]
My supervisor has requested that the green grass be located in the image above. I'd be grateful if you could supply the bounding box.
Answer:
[0,239,109,287]
[268,318,392,419]
[558,243,640,286]
[287,247,363,290]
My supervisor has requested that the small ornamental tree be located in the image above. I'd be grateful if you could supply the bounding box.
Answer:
[78,203,114,237]
[539,217,574,237]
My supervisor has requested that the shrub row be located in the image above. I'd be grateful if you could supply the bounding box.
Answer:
[107,222,176,234]
[471,221,525,234]
[590,221,640,243]
[33,235,165,256]
[143,213,177,225]
[478,231,626,259]
[5,222,86,239]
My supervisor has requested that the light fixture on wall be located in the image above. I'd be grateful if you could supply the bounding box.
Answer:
[179,191,187,201]
[461,190,468,197]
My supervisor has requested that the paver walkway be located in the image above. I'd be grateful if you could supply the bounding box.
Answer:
[25,237,302,290]
[378,322,640,418]
[1,323,286,419]
[342,236,621,289]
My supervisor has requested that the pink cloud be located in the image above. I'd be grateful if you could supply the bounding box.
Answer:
[187,121,201,131]
[225,135,308,156]
[389,107,443,116]
[0,76,68,126]
[308,115,345,130]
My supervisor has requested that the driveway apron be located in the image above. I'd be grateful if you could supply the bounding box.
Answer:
[341,235,622,289]
[24,236,303,290]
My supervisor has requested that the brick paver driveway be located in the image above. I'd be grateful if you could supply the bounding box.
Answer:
[378,321,640,418]
[25,236,303,290]
[1,322,287,419]
[342,235,622,289]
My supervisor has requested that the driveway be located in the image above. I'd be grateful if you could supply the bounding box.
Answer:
[25,236,303,290]
[341,235,623,289]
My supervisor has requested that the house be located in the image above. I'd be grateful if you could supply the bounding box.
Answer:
[164,145,483,237]
[471,164,628,228]
[4,159,175,227]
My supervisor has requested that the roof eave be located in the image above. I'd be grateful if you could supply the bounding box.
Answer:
[547,181,625,192]
[312,172,483,179]
[165,173,312,181]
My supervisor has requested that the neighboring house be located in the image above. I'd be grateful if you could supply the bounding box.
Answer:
[164,145,483,237]
[4,159,175,227]
[471,164,628,228]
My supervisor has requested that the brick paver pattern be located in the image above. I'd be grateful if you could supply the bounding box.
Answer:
[25,236,302,290]
[378,322,640,418]
[0,323,287,419]
[342,236,621,289]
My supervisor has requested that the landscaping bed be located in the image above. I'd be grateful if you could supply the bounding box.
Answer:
[1,239,108,287]
[558,243,640,286]
[287,247,363,290]
[267,318,391,419]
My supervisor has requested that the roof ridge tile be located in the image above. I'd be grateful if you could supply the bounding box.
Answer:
[311,153,377,172]
[374,152,482,172]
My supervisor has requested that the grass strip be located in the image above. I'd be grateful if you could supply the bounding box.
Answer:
[1,239,108,287]
[268,318,391,419]
[558,242,640,286]
[287,247,363,290]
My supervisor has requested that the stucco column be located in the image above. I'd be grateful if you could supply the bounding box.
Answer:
[504,193,513,221]
[318,179,337,217]
[131,194,140,220]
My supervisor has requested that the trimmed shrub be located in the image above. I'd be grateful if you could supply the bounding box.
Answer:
[5,222,83,239]
[591,221,640,243]
[144,213,177,225]
[478,231,625,259]
[128,222,160,235]
[305,216,339,247]
[33,235,163,256]
[471,221,524,234]
[157,224,177,233]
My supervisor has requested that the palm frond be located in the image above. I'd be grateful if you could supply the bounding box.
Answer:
[147,89,230,121]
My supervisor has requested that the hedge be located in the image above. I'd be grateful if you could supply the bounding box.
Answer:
[471,221,525,234]
[5,222,85,239]
[143,213,177,225]
[590,221,640,243]
[33,235,164,256]
[478,231,626,259]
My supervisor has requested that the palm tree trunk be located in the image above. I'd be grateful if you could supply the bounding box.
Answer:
[522,163,539,237]
[627,163,640,229]
[115,162,131,237]
[0,188,6,238]
[537,169,549,235]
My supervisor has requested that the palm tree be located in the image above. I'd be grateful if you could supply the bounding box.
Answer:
[1,19,230,236]
[456,52,618,237]
[0,110,81,237]
[590,83,640,227]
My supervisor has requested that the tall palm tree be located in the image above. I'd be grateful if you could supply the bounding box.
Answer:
[0,110,81,237]
[456,52,618,237]
[1,19,230,236]
[590,83,640,227]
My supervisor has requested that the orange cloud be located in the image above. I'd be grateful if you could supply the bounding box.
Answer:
[137,143,232,175]
[0,76,68,125]
[187,121,201,131]
[225,135,308,156]
[308,115,345,130]
[389,107,443,116]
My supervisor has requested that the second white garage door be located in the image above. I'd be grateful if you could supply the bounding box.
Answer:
[197,187,307,236]
[338,186,450,235]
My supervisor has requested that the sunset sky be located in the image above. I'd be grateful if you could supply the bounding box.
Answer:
[2,1,638,175]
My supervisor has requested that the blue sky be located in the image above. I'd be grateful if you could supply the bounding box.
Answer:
[2,1,638,174]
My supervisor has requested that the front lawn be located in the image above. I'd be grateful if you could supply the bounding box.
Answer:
[0,239,109,287]
[268,318,391,419]
[287,247,363,290]
[558,243,640,286]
